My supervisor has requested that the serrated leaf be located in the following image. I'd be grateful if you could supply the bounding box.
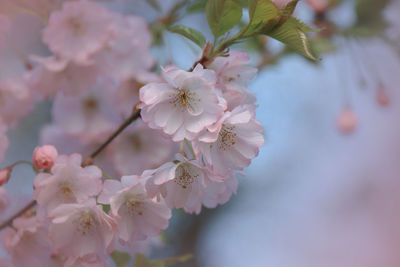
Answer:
[267,17,319,61]
[168,25,206,48]
[245,0,278,36]
[111,251,131,267]
[206,0,243,39]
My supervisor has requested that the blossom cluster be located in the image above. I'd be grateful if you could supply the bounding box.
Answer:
[0,0,265,266]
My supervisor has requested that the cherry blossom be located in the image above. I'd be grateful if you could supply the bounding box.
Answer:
[42,0,113,64]
[64,254,109,267]
[0,0,64,19]
[98,175,171,243]
[52,79,122,143]
[33,153,102,215]
[94,14,154,81]
[0,15,10,49]
[0,167,11,186]
[193,105,264,175]
[33,145,58,171]
[2,216,55,267]
[306,0,330,13]
[29,56,98,98]
[111,121,176,176]
[140,64,226,142]
[48,199,116,259]
[0,78,33,126]
[145,155,210,214]
[202,176,238,209]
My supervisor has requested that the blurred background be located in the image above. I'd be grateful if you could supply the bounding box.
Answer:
[1,0,400,266]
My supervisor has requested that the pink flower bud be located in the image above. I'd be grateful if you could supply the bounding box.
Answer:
[32,145,58,170]
[376,88,390,107]
[0,187,10,212]
[0,168,11,186]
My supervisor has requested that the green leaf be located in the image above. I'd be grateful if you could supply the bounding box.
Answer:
[245,0,278,36]
[267,17,319,61]
[206,0,243,39]
[111,251,131,267]
[187,1,206,13]
[134,254,153,267]
[275,0,299,27]
[355,0,390,25]
[168,25,206,48]
[133,253,193,267]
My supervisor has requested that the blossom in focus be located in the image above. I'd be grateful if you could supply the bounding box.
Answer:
[48,199,116,259]
[193,105,264,175]
[140,64,226,142]
[33,145,58,170]
[33,153,102,215]
[42,0,113,64]
[2,217,55,267]
[98,175,171,243]
[202,176,238,209]
[111,121,176,176]
[145,155,209,214]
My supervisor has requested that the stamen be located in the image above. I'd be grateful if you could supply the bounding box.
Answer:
[218,124,237,150]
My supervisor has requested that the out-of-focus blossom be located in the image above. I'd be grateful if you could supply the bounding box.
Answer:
[0,78,33,126]
[0,167,11,186]
[376,88,390,107]
[111,121,176,176]
[0,187,10,212]
[29,56,98,98]
[94,14,153,81]
[305,0,330,13]
[115,72,160,116]
[0,0,64,19]
[140,64,226,142]
[42,0,113,64]
[2,216,55,267]
[48,199,116,259]
[193,105,264,175]
[98,175,171,243]
[33,145,58,170]
[33,153,102,215]
[202,176,238,209]
[52,79,121,143]
[64,254,109,267]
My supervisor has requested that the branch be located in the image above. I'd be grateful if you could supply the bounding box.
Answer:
[0,200,36,231]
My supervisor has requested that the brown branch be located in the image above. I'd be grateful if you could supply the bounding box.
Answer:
[0,200,36,231]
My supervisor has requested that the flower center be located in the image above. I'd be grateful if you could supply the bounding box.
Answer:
[218,124,237,150]
[77,212,96,236]
[125,194,144,215]
[68,17,86,36]
[170,88,199,113]
[59,182,73,197]
[174,164,198,189]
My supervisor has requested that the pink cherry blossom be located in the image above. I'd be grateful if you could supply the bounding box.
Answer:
[52,79,122,143]
[202,176,238,209]
[48,199,116,259]
[193,105,264,175]
[0,167,11,186]
[208,51,257,94]
[28,55,98,98]
[140,64,226,142]
[64,254,109,267]
[98,175,171,242]
[0,187,10,212]
[94,14,154,81]
[111,121,176,176]
[42,0,113,63]
[33,153,102,215]
[2,216,55,267]
[336,108,357,134]
[0,120,8,163]
[306,0,330,13]
[0,0,64,19]
[145,155,209,214]
[33,145,58,170]
[0,78,33,126]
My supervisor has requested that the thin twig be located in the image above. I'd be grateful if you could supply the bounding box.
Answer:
[0,200,36,231]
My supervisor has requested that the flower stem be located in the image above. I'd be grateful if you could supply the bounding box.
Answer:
[0,200,37,231]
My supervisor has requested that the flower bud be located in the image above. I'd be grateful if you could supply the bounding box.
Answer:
[0,167,11,186]
[32,145,58,170]
[337,108,357,134]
